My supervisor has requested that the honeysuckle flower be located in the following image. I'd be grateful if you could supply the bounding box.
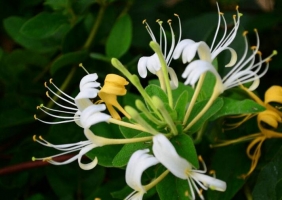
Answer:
[138,16,181,89]
[97,74,131,120]
[173,5,240,67]
[212,109,282,178]
[35,73,101,128]
[125,149,159,200]
[153,134,226,200]
[181,30,277,93]
[32,128,107,170]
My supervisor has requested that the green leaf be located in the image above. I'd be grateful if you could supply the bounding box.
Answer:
[90,53,111,62]
[50,50,88,75]
[252,146,282,200]
[171,134,199,168]
[156,169,190,200]
[44,0,68,11]
[119,117,144,138]
[187,98,224,134]
[112,132,152,167]
[3,16,58,53]
[106,14,132,58]
[20,12,68,39]
[198,71,216,101]
[210,97,266,120]
[145,84,168,104]
[172,82,194,105]
[207,144,249,200]
[174,91,189,122]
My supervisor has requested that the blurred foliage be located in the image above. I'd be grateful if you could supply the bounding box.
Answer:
[0,0,281,199]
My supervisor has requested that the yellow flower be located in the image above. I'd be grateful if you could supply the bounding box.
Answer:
[98,74,131,120]
[213,85,282,177]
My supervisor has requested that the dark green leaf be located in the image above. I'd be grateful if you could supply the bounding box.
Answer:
[112,132,152,167]
[20,12,68,39]
[252,146,282,200]
[187,98,224,134]
[106,14,132,58]
[145,84,168,104]
[210,98,266,120]
[3,16,58,53]
[90,53,111,62]
[174,91,189,122]
[171,134,199,168]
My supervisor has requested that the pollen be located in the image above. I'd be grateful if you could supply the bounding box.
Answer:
[142,19,146,24]
[251,46,257,50]
[198,155,203,162]
[236,5,239,10]
[256,51,262,56]
[49,78,53,84]
[219,12,224,15]
[46,91,50,97]
[39,135,44,140]
[167,19,172,24]
[209,170,216,175]
[33,135,37,142]
[34,114,37,120]
[44,82,48,87]
[174,13,179,17]
[43,157,52,162]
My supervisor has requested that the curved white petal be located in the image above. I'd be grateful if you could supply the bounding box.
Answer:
[126,149,159,192]
[248,76,260,91]
[74,92,94,112]
[212,47,237,67]
[79,73,100,90]
[80,104,110,128]
[137,57,149,78]
[74,110,83,127]
[182,60,221,86]
[191,173,227,192]
[173,39,195,63]
[168,67,179,89]
[125,191,144,200]
[190,41,212,62]
[152,134,191,179]
[78,143,99,170]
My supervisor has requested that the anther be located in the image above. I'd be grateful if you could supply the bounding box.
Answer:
[36,106,40,109]
[198,155,203,162]
[219,12,224,15]
[243,31,248,36]
[209,170,216,175]
[254,28,258,32]
[257,51,262,56]
[236,5,239,10]
[44,82,48,87]
[142,19,146,24]
[251,46,257,50]
[34,114,37,120]
[233,14,236,19]
[167,19,172,24]
[46,91,50,97]
[49,78,53,84]
[174,13,179,17]
[39,135,44,140]
[43,157,52,162]
[33,135,37,142]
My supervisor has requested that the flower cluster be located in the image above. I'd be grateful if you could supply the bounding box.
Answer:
[33,4,277,200]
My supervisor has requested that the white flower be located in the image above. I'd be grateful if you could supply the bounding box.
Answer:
[32,128,106,170]
[137,17,181,89]
[173,4,240,67]
[152,134,226,200]
[35,73,102,127]
[181,30,277,92]
[125,149,159,200]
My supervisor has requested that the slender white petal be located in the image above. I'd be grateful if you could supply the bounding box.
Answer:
[79,73,100,90]
[137,57,149,78]
[126,149,159,192]
[191,173,226,191]
[168,67,179,89]
[153,134,191,179]
[78,143,99,170]
[80,104,111,128]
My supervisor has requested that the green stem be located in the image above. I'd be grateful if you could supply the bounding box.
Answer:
[108,118,148,132]
[144,170,170,191]
[83,4,107,49]
[183,73,206,125]
[150,41,173,108]
[184,81,221,132]
[111,58,163,120]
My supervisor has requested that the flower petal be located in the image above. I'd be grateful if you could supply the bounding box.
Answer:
[168,67,179,89]
[80,104,110,128]
[78,143,98,170]
[79,73,100,90]
[191,173,227,192]
[152,134,191,179]
[137,57,149,78]
[126,149,159,192]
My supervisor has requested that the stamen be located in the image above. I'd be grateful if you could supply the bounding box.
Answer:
[49,79,74,100]
[33,135,37,142]
[79,63,89,74]
[45,84,76,106]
